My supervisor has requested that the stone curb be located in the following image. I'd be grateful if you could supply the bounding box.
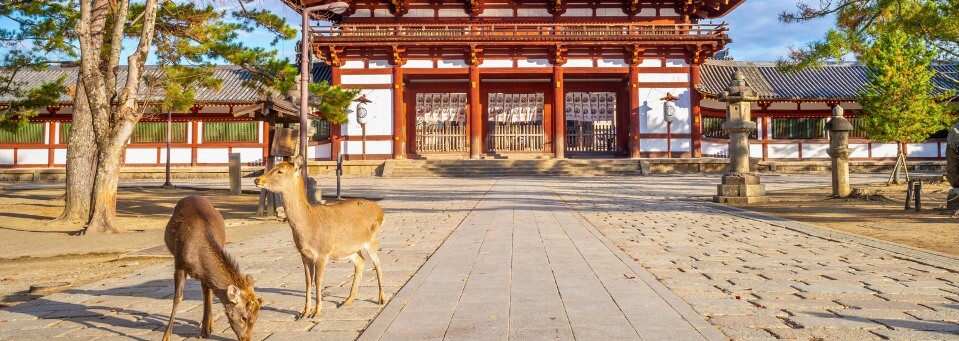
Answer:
[695,201,959,271]
[560,196,726,341]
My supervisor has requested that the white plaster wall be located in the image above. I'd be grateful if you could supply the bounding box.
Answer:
[660,8,678,16]
[665,59,688,68]
[565,59,592,68]
[352,9,372,17]
[438,8,468,17]
[196,122,203,144]
[311,143,332,159]
[478,8,512,17]
[16,149,46,165]
[343,89,393,137]
[597,59,626,68]
[637,8,656,16]
[517,59,550,68]
[373,9,391,17]
[638,88,691,134]
[702,141,728,156]
[0,149,13,165]
[639,138,668,152]
[638,59,660,67]
[342,74,392,85]
[197,148,229,164]
[517,8,550,16]
[565,8,591,16]
[671,139,691,152]
[159,148,192,164]
[850,144,870,158]
[343,140,392,155]
[749,144,763,157]
[597,8,627,16]
[907,142,939,158]
[479,59,513,68]
[871,143,899,158]
[231,148,264,163]
[124,148,156,164]
[438,59,467,68]
[768,144,799,158]
[342,60,365,69]
[802,143,830,158]
[638,73,690,83]
[369,60,391,69]
[406,9,434,17]
[405,60,434,68]
[53,148,67,164]
[700,99,724,110]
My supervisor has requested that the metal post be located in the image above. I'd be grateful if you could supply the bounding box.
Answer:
[666,121,672,158]
[300,7,311,183]
[163,110,173,188]
[905,181,913,210]
[361,125,367,160]
[336,154,343,199]
[915,180,922,212]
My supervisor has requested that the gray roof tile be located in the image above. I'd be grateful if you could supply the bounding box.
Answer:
[698,60,958,101]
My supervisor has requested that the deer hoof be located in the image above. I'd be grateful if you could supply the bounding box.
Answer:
[340,299,354,307]
[295,309,312,320]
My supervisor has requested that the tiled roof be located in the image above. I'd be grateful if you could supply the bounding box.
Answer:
[698,60,959,101]
[0,63,334,105]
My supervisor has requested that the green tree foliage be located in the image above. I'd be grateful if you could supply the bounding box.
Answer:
[0,0,77,131]
[858,29,954,145]
[309,81,361,124]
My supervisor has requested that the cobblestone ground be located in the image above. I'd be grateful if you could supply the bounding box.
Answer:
[0,179,494,341]
[551,176,959,340]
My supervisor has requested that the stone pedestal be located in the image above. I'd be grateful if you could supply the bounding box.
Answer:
[714,173,770,204]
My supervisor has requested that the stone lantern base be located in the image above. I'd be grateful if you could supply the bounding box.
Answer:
[713,173,770,204]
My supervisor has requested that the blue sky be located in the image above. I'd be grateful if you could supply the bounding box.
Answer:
[1,0,834,64]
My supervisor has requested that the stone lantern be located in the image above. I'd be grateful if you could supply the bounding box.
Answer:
[713,71,769,204]
[826,105,854,197]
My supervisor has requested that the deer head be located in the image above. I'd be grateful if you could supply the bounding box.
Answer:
[254,155,305,195]
[224,274,263,341]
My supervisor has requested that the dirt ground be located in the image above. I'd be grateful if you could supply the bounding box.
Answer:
[734,179,959,257]
[0,186,286,307]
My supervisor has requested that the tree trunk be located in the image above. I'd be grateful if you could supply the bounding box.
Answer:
[83,142,125,234]
[56,82,97,225]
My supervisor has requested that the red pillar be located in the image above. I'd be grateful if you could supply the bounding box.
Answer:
[392,66,405,159]
[629,64,641,158]
[690,64,703,158]
[330,66,343,160]
[553,65,565,159]
[469,65,482,159]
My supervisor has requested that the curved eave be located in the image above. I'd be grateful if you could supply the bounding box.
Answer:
[692,0,746,19]
[696,87,857,103]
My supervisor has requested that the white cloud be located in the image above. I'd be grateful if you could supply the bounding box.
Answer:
[722,0,836,61]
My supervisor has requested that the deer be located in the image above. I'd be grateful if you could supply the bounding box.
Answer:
[254,155,385,319]
[162,195,263,341]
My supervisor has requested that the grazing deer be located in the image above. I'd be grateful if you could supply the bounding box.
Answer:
[254,155,385,319]
[163,195,262,341]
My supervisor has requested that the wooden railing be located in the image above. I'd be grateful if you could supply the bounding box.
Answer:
[313,23,728,42]
[416,125,468,153]
[487,124,546,152]
[566,121,617,152]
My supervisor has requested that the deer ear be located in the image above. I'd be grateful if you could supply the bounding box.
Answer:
[258,297,266,306]
[227,284,241,304]
[245,274,255,286]
[293,155,306,172]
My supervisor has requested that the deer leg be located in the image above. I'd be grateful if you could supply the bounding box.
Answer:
[367,243,386,304]
[310,257,328,318]
[200,283,214,338]
[162,268,186,341]
[343,252,366,307]
[296,256,314,320]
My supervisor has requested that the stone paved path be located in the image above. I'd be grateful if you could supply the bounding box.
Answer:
[3,175,959,340]
[551,176,959,340]
[0,179,494,341]
[360,180,721,341]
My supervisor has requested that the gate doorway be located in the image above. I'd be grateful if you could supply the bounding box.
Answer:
[486,92,547,153]
[564,81,628,157]
[411,92,469,154]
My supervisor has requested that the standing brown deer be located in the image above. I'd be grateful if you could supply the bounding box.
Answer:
[254,155,385,319]
[163,195,262,341]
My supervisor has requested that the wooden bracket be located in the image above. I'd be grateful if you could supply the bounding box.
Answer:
[625,44,645,66]
[465,44,484,66]
[549,45,568,66]
[389,45,408,66]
